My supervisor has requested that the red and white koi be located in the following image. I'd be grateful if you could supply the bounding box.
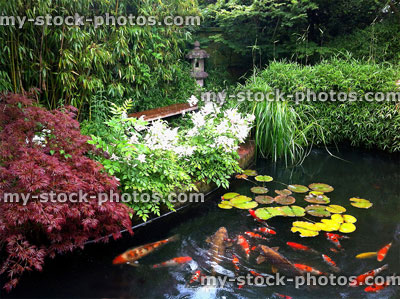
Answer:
[286,242,318,254]
[152,256,192,268]
[294,264,325,276]
[364,280,390,293]
[273,293,293,299]
[321,254,340,272]
[244,231,267,240]
[253,227,277,236]
[349,264,389,287]
[237,235,251,259]
[189,270,205,284]
[325,233,343,249]
[377,242,392,262]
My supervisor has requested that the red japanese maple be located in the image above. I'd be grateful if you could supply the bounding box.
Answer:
[0,93,133,292]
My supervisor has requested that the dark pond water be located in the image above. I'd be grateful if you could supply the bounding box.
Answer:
[3,148,400,299]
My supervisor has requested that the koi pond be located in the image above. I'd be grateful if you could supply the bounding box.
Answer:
[4,148,400,299]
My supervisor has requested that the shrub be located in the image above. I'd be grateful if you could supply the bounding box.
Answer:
[0,93,133,292]
[88,99,254,220]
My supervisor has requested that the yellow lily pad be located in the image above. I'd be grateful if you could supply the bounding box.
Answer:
[222,193,239,200]
[230,196,252,205]
[321,219,341,231]
[339,223,356,233]
[343,214,357,224]
[315,222,336,232]
[234,201,259,209]
[291,221,321,237]
[326,205,346,214]
[349,197,373,209]
[288,184,309,193]
[309,183,334,193]
[218,202,233,209]
[331,214,344,223]
[291,227,320,237]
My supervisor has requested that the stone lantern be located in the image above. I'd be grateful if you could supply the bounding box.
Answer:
[186,41,210,87]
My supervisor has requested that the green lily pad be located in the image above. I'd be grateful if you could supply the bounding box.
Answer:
[218,202,233,209]
[251,186,269,194]
[305,205,331,217]
[255,195,275,204]
[222,192,239,200]
[309,183,334,193]
[254,208,274,220]
[304,193,330,204]
[230,196,252,205]
[275,189,292,196]
[349,197,373,209]
[274,195,296,205]
[326,205,346,214]
[255,175,273,182]
[288,184,309,193]
[291,205,306,217]
[277,206,295,216]
[234,201,259,209]
[243,169,258,176]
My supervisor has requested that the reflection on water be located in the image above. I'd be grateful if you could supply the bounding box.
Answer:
[4,148,400,299]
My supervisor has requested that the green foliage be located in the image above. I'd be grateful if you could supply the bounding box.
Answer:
[0,0,199,120]
[246,59,400,154]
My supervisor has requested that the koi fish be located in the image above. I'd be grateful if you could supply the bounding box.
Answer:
[321,254,340,273]
[250,270,273,278]
[325,233,342,249]
[257,245,303,276]
[274,293,293,299]
[325,233,349,240]
[356,252,378,259]
[330,248,340,253]
[286,242,319,254]
[189,270,204,284]
[237,235,250,259]
[152,256,192,268]
[232,254,240,271]
[113,235,179,265]
[349,264,389,287]
[377,242,392,262]
[364,280,389,293]
[254,227,277,235]
[294,264,325,276]
[207,227,230,275]
[249,209,264,222]
[251,245,257,251]
[244,231,267,240]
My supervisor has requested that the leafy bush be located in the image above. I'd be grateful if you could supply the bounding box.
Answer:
[241,59,400,155]
[0,93,132,292]
[0,0,199,120]
[88,99,254,220]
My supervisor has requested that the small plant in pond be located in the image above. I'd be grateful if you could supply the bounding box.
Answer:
[0,93,133,292]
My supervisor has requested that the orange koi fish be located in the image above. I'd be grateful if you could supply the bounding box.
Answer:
[250,270,262,277]
[273,293,293,299]
[237,235,250,259]
[325,233,349,240]
[321,254,340,273]
[349,264,389,287]
[244,231,267,240]
[364,280,389,293]
[294,264,325,276]
[232,254,240,271]
[113,235,179,265]
[249,209,264,222]
[254,227,276,235]
[152,256,192,268]
[251,245,257,251]
[325,233,342,249]
[189,270,205,284]
[377,242,392,262]
[286,242,318,254]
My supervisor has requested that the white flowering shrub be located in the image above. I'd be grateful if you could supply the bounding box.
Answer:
[88,98,254,221]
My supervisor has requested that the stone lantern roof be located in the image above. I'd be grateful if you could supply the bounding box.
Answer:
[186,41,210,59]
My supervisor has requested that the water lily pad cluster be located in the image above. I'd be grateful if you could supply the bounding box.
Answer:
[219,194,258,210]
